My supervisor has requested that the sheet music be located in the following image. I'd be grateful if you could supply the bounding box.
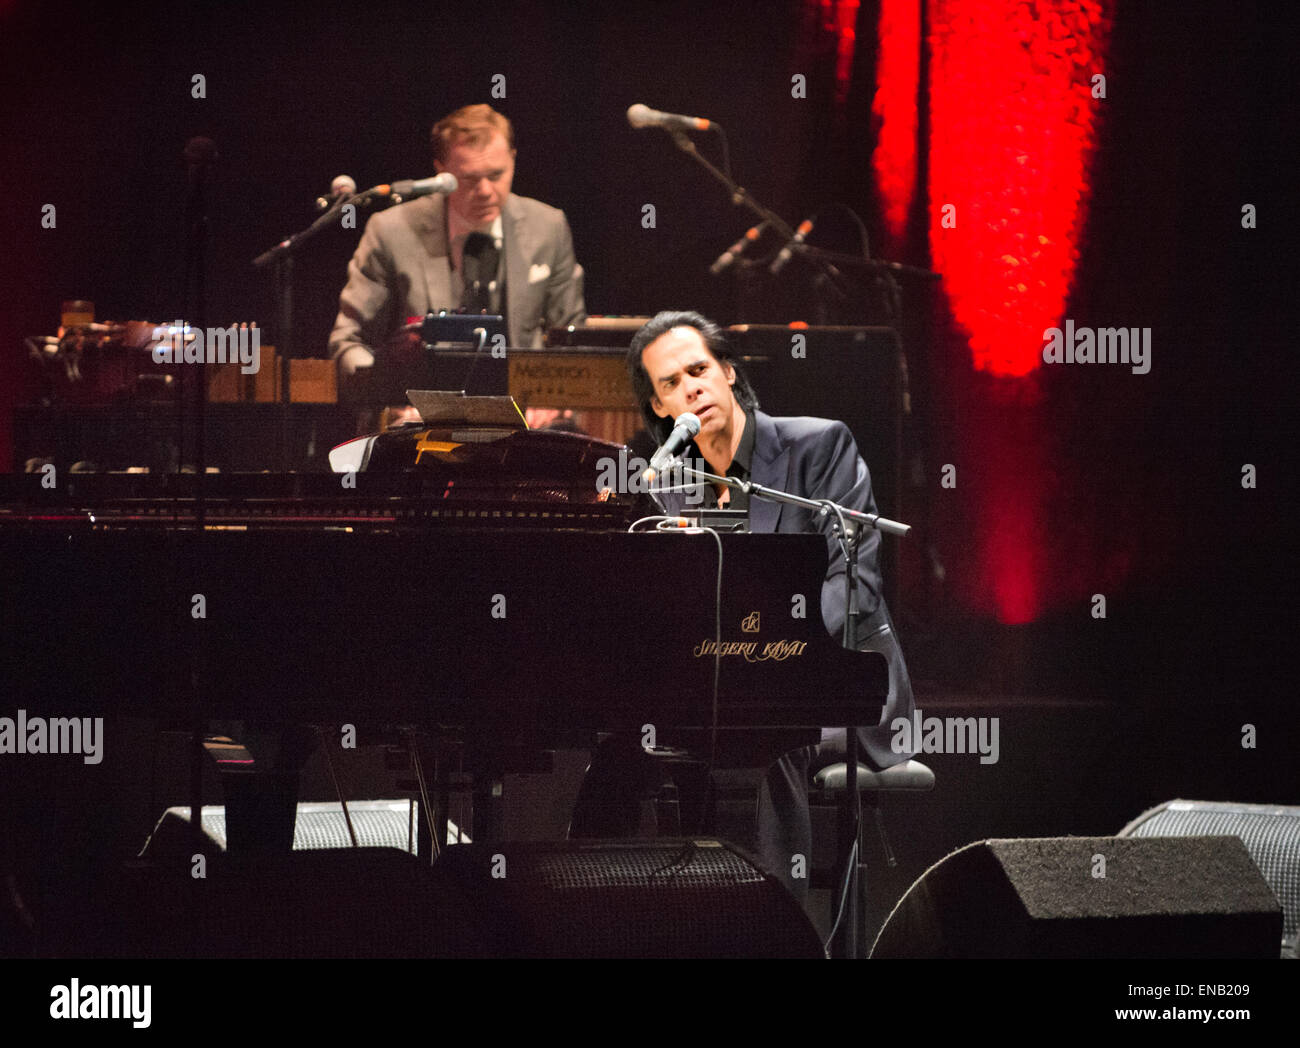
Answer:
[405,389,525,429]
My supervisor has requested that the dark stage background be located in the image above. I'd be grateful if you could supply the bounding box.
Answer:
[0,0,1296,926]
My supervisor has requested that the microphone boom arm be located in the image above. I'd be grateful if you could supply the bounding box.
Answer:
[662,461,911,539]
[665,134,855,299]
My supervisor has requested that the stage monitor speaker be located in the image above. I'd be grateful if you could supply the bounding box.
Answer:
[1120,799,1300,958]
[871,836,1281,959]
[140,800,439,858]
[433,838,824,958]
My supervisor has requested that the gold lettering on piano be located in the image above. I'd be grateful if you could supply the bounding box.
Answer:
[741,611,760,633]
[692,639,808,662]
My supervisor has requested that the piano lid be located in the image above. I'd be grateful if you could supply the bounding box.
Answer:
[1,424,655,532]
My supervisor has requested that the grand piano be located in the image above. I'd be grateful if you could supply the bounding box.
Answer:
[1,417,887,721]
[0,409,887,863]
[0,395,897,961]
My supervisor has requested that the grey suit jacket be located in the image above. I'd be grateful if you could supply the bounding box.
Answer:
[657,409,915,767]
[328,192,585,362]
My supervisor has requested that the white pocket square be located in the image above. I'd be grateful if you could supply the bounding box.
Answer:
[528,263,551,284]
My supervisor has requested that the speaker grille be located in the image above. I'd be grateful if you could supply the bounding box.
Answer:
[150,800,467,854]
[1121,799,1300,948]
[435,840,824,958]
[529,840,768,891]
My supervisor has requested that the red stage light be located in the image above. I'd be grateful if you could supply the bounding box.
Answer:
[873,0,922,242]
[927,0,1112,378]
[918,1,1114,625]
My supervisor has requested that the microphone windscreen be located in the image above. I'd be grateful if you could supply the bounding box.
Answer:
[626,103,652,128]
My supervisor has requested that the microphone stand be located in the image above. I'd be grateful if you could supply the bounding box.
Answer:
[252,192,392,469]
[666,462,910,539]
[665,460,908,958]
[180,139,216,933]
[783,243,941,284]
[666,132,854,303]
[660,130,941,323]
[668,131,792,238]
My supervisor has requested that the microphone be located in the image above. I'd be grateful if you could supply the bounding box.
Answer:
[316,174,357,210]
[391,173,458,199]
[768,218,814,275]
[626,103,715,133]
[642,412,701,484]
[709,221,770,276]
[357,173,458,203]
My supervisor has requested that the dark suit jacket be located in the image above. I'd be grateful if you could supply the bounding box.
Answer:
[329,192,585,362]
[656,410,915,767]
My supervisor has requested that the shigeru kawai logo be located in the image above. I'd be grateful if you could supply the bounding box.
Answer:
[693,612,807,661]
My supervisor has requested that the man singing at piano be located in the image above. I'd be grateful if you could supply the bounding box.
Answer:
[584,310,917,905]
[329,103,586,382]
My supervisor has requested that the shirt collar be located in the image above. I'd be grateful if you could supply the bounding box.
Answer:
[688,407,754,476]
[449,211,503,245]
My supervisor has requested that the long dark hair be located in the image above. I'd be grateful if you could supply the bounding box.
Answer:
[626,311,760,442]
